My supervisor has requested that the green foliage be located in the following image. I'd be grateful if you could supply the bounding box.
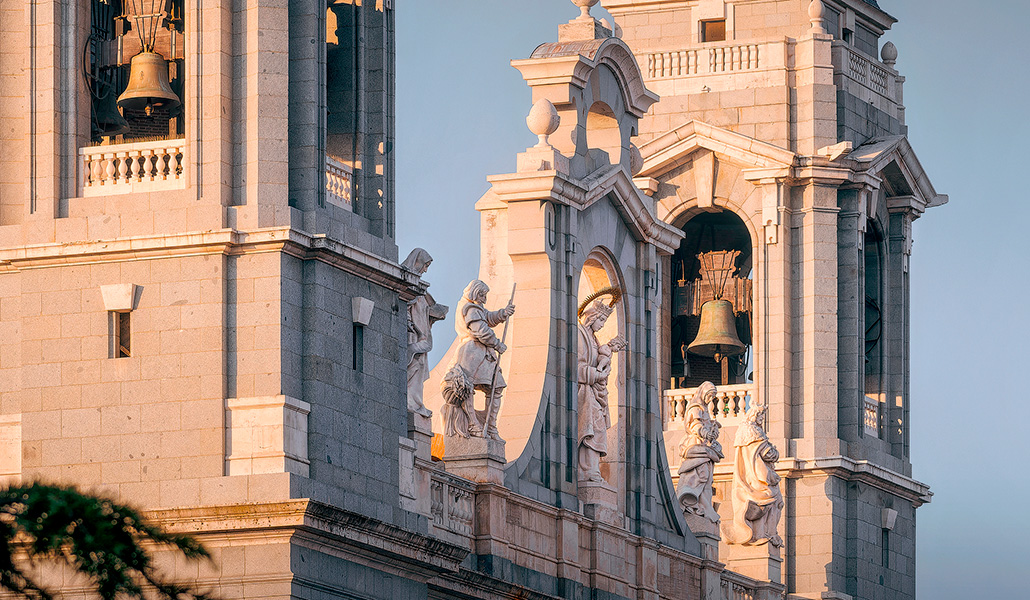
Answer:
[0,483,214,600]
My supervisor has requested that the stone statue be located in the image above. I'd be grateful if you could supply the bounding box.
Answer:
[725,401,783,547]
[676,381,723,522]
[403,248,448,418]
[440,364,479,438]
[577,294,626,483]
[449,280,515,440]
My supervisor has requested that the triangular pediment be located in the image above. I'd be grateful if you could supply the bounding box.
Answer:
[637,120,796,179]
[847,136,947,208]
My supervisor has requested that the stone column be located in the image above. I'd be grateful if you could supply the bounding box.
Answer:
[194,0,234,222]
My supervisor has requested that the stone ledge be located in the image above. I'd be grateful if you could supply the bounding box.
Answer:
[146,499,470,581]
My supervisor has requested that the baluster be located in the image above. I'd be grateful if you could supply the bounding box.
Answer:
[116,151,129,183]
[89,155,102,187]
[142,150,155,181]
[168,148,180,180]
[156,150,169,180]
[647,54,654,78]
[103,153,116,186]
[127,151,139,182]
[672,51,680,76]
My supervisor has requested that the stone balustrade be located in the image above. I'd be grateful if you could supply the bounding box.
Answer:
[864,395,879,437]
[666,383,753,427]
[720,570,761,600]
[831,41,900,107]
[646,41,769,79]
[429,469,474,537]
[325,154,353,209]
[81,139,186,197]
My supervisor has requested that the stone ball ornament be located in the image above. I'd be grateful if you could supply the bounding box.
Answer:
[881,41,898,65]
[527,99,561,146]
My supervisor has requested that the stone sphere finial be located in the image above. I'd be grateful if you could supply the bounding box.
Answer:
[881,41,898,66]
[571,0,599,20]
[808,0,827,34]
[527,99,560,147]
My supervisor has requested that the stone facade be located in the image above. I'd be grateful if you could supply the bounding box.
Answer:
[0,1,940,600]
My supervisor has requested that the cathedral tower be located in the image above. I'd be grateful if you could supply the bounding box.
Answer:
[602,0,943,598]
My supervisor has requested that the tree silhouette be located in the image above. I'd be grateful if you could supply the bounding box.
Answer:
[0,483,214,600]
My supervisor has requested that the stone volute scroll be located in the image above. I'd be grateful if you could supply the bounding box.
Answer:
[403,248,448,419]
[725,401,784,547]
[576,286,626,484]
[676,381,723,524]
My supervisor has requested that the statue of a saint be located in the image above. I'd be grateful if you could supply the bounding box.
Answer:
[577,296,626,483]
[725,401,783,546]
[449,280,515,440]
[676,381,723,522]
[403,249,448,418]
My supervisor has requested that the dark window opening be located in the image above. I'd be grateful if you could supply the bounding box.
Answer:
[352,323,364,372]
[115,312,131,358]
[701,19,726,43]
[881,528,890,568]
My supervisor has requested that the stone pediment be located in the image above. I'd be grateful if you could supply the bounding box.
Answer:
[637,120,796,181]
[846,135,947,211]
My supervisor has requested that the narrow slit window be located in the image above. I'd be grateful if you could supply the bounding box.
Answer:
[115,311,131,358]
[881,528,890,567]
[701,19,726,43]
[352,323,364,372]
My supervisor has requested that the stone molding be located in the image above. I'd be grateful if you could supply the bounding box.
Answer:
[0,226,425,300]
[714,455,931,506]
[146,500,469,582]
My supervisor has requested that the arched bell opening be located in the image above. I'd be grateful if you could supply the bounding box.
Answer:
[576,249,625,488]
[668,210,753,389]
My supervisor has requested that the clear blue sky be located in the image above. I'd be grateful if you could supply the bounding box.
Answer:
[395,3,1030,598]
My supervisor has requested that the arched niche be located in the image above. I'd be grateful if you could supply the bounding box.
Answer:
[576,248,626,490]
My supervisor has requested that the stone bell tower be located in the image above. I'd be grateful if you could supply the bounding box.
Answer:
[600,0,944,598]
[0,2,472,599]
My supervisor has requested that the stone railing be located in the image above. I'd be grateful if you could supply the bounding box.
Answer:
[720,569,760,600]
[646,41,766,79]
[81,139,186,197]
[666,383,753,427]
[325,154,353,209]
[864,395,879,437]
[429,469,474,537]
[831,41,899,105]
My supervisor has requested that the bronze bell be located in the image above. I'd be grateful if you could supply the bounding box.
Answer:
[93,89,130,137]
[118,51,180,116]
[687,299,746,361]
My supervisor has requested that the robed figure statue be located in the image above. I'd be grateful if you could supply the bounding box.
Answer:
[725,401,783,546]
[577,293,626,483]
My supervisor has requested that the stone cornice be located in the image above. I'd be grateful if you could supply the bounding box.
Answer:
[0,227,425,301]
[146,500,469,581]
[717,455,931,507]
